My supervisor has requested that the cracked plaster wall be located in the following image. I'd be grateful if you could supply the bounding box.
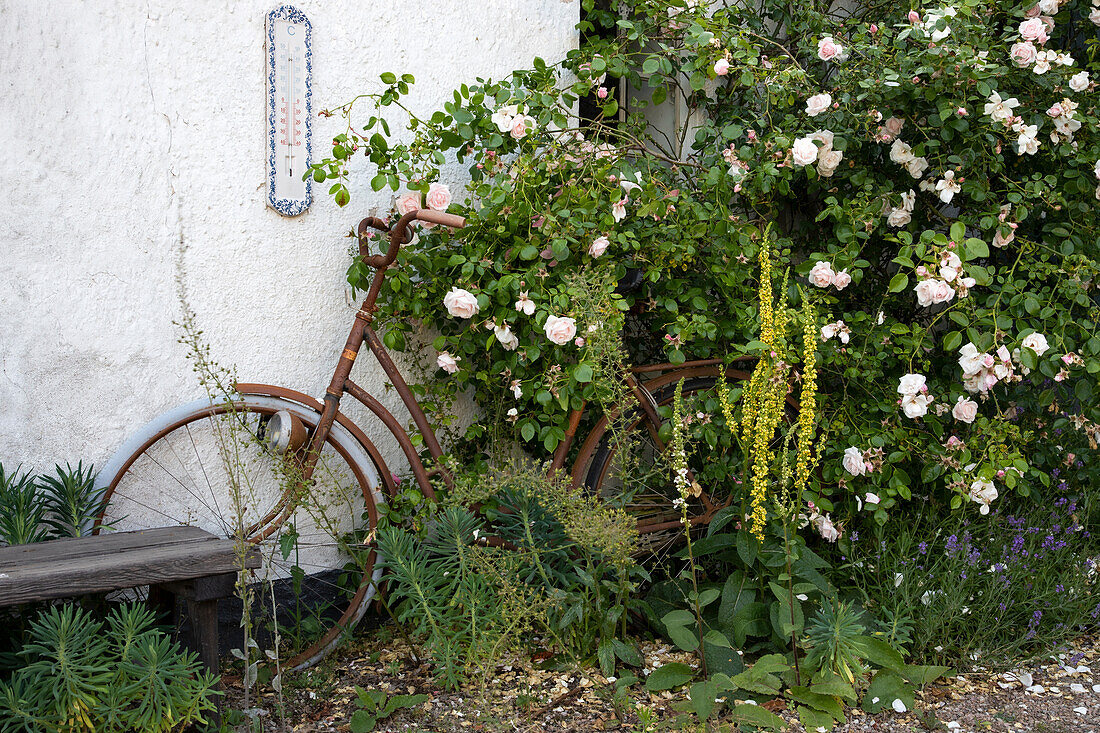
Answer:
[0,0,577,474]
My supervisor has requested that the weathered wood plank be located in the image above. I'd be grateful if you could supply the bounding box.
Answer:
[0,526,215,570]
[0,534,260,606]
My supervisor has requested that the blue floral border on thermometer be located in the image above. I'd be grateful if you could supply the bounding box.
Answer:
[266,4,312,216]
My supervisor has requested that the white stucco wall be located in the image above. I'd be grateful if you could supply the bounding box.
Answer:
[0,1,577,474]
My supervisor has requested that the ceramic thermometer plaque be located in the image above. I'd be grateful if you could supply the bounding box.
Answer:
[266,5,312,216]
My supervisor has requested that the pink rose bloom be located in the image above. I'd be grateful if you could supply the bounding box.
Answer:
[952,395,979,423]
[588,235,610,257]
[1025,3,1042,16]
[443,287,480,319]
[907,9,921,23]
[992,228,1015,248]
[714,58,730,76]
[914,278,955,307]
[436,351,460,374]
[817,36,844,62]
[510,115,533,139]
[883,116,905,137]
[1019,18,1048,43]
[543,315,578,345]
[596,86,608,99]
[808,261,836,288]
[425,182,451,212]
[396,192,421,217]
[832,269,852,290]
[1010,41,1037,67]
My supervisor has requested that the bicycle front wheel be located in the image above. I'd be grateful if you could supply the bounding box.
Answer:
[94,392,384,670]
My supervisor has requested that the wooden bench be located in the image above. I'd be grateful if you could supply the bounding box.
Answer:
[0,526,260,724]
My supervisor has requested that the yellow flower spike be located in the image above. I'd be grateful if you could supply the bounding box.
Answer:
[794,294,818,499]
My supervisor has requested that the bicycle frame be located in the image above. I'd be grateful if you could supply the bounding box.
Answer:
[283,209,742,529]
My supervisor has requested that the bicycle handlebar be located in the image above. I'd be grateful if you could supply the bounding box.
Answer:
[357,209,467,270]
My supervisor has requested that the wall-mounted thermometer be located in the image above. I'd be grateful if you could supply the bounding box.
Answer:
[266,5,312,216]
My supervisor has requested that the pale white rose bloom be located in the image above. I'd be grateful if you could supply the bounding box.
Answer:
[1094,158,1100,181]
[1015,124,1040,155]
[514,291,536,315]
[902,392,933,418]
[968,479,999,515]
[812,513,841,542]
[866,492,881,505]
[890,139,915,165]
[887,207,912,227]
[821,322,839,341]
[958,343,985,375]
[436,351,460,374]
[494,323,519,351]
[843,447,867,476]
[817,149,844,177]
[1022,332,1049,356]
[543,315,578,345]
[983,92,1020,122]
[906,156,930,179]
[806,93,832,116]
[832,269,852,290]
[898,373,927,395]
[791,136,820,166]
[935,171,962,203]
[952,395,979,423]
[612,200,627,222]
[1091,7,1100,25]
[443,287,480,318]
[1069,71,1090,92]
[491,104,518,133]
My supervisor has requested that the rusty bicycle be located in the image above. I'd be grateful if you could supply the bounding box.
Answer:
[93,208,772,669]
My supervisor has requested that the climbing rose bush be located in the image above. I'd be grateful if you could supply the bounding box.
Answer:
[313,0,1100,526]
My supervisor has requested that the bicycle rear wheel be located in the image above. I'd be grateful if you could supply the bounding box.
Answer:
[574,364,797,556]
[94,392,384,670]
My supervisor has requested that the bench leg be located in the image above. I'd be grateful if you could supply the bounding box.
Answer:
[186,598,223,728]
[147,584,175,627]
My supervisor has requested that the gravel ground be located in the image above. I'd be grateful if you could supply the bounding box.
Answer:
[220,633,1100,732]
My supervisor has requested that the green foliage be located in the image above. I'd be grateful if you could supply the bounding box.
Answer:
[349,687,428,732]
[37,462,106,539]
[0,603,218,733]
[313,0,1099,527]
[836,499,1100,668]
[803,600,868,685]
[0,464,48,546]
[0,462,108,546]
[377,461,641,689]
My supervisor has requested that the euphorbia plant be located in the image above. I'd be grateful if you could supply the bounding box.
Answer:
[310,0,1100,529]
